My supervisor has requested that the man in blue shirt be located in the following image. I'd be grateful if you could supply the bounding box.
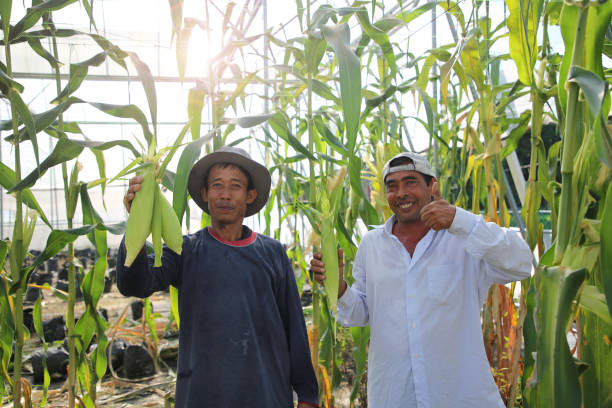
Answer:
[118,146,319,408]
[311,152,531,407]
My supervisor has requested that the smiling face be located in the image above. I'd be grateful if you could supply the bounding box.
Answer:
[201,164,257,228]
[385,170,433,225]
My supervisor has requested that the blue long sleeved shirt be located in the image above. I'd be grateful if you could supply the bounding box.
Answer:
[117,226,319,408]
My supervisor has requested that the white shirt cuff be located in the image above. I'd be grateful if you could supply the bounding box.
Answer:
[448,206,477,236]
[337,282,358,307]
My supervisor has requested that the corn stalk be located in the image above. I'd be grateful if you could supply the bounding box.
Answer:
[3,11,25,408]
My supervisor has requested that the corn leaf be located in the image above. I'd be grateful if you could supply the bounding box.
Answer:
[27,38,62,68]
[567,66,612,169]
[51,52,107,103]
[601,183,612,319]
[7,0,79,43]
[322,23,361,154]
[168,0,183,41]
[0,0,10,41]
[10,225,97,294]
[504,0,543,86]
[525,266,586,408]
[8,138,83,192]
[129,52,157,138]
[8,88,39,168]
[172,131,214,223]
[0,162,51,227]
[559,1,612,112]
[188,83,206,140]
[269,111,316,161]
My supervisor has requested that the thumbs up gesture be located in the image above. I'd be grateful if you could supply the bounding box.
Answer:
[420,181,456,230]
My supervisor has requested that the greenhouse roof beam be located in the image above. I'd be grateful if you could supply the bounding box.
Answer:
[11,72,300,85]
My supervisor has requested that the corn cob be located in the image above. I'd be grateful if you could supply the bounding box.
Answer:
[320,216,339,327]
[124,163,156,266]
[152,184,163,267]
[160,189,183,255]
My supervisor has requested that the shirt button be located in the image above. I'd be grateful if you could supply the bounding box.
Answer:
[411,323,416,328]
[414,354,419,358]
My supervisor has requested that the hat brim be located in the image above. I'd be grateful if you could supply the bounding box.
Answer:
[187,151,271,217]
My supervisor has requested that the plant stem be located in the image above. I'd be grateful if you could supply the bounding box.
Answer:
[49,27,76,408]
[5,27,25,408]
[555,3,589,263]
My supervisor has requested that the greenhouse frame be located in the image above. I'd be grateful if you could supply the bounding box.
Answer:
[1,0,611,407]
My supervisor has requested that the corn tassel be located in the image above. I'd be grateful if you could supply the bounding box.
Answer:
[160,189,183,255]
[152,185,163,267]
[124,164,156,266]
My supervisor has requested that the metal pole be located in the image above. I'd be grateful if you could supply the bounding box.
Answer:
[431,0,438,173]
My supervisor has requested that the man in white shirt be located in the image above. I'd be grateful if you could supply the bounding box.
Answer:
[310,152,532,408]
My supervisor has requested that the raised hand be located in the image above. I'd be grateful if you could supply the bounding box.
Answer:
[310,248,347,298]
[419,181,456,230]
[123,175,144,213]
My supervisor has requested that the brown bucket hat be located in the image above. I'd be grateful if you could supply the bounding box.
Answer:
[187,146,271,217]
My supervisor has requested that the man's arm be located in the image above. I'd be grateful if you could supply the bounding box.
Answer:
[116,239,182,298]
[421,181,532,283]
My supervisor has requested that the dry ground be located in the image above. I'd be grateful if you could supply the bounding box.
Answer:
[9,286,362,407]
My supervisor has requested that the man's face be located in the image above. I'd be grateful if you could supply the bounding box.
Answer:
[201,164,257,227]
[385,170,432,224]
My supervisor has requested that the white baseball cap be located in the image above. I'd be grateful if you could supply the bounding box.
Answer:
[382,151,436,182]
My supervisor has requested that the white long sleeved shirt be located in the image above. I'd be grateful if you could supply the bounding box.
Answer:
[337,207,532,408]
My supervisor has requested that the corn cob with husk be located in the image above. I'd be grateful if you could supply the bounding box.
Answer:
[318,166,346,334]
[124,160,183,267]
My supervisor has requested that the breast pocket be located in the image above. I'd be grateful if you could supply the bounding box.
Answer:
[426,264,460,305]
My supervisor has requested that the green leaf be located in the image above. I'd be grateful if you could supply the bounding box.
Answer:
[601,183,612,319]
[27,37,62,69]
[8,0,79,42]
[322,23,361,155]
[567,66,612,169]
[0,0,10,42]
[8,138,84,192]
[355,8,397,77]
[128,52,157,139]
[305,36,327,75]
[158,123,189,179]
[70,137,140,158]
[168,0,183,40]
[525,266,586,408]
[33,296,45,340]
[579,285,612,325]
[314,116,347,154]
[0,66,24,94]
[188,83,206,140]
[0,162,51,227]
[504,0,543,86]
[176,19,197,82]
[172,131,214,223]
[11,225,96,293]
[51,51,107,103]
[8,88,39,167]
[87,100,154,146]
[232,113,275,128]
[269,112,316,161]
[559,1,612,112]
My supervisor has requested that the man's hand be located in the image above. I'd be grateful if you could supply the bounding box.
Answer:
[297,403,319,408]
[123,175,144,213]
[420,181,456,230]
[310,248,346,298]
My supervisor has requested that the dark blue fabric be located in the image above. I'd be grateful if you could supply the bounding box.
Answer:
[117,227,318,408]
